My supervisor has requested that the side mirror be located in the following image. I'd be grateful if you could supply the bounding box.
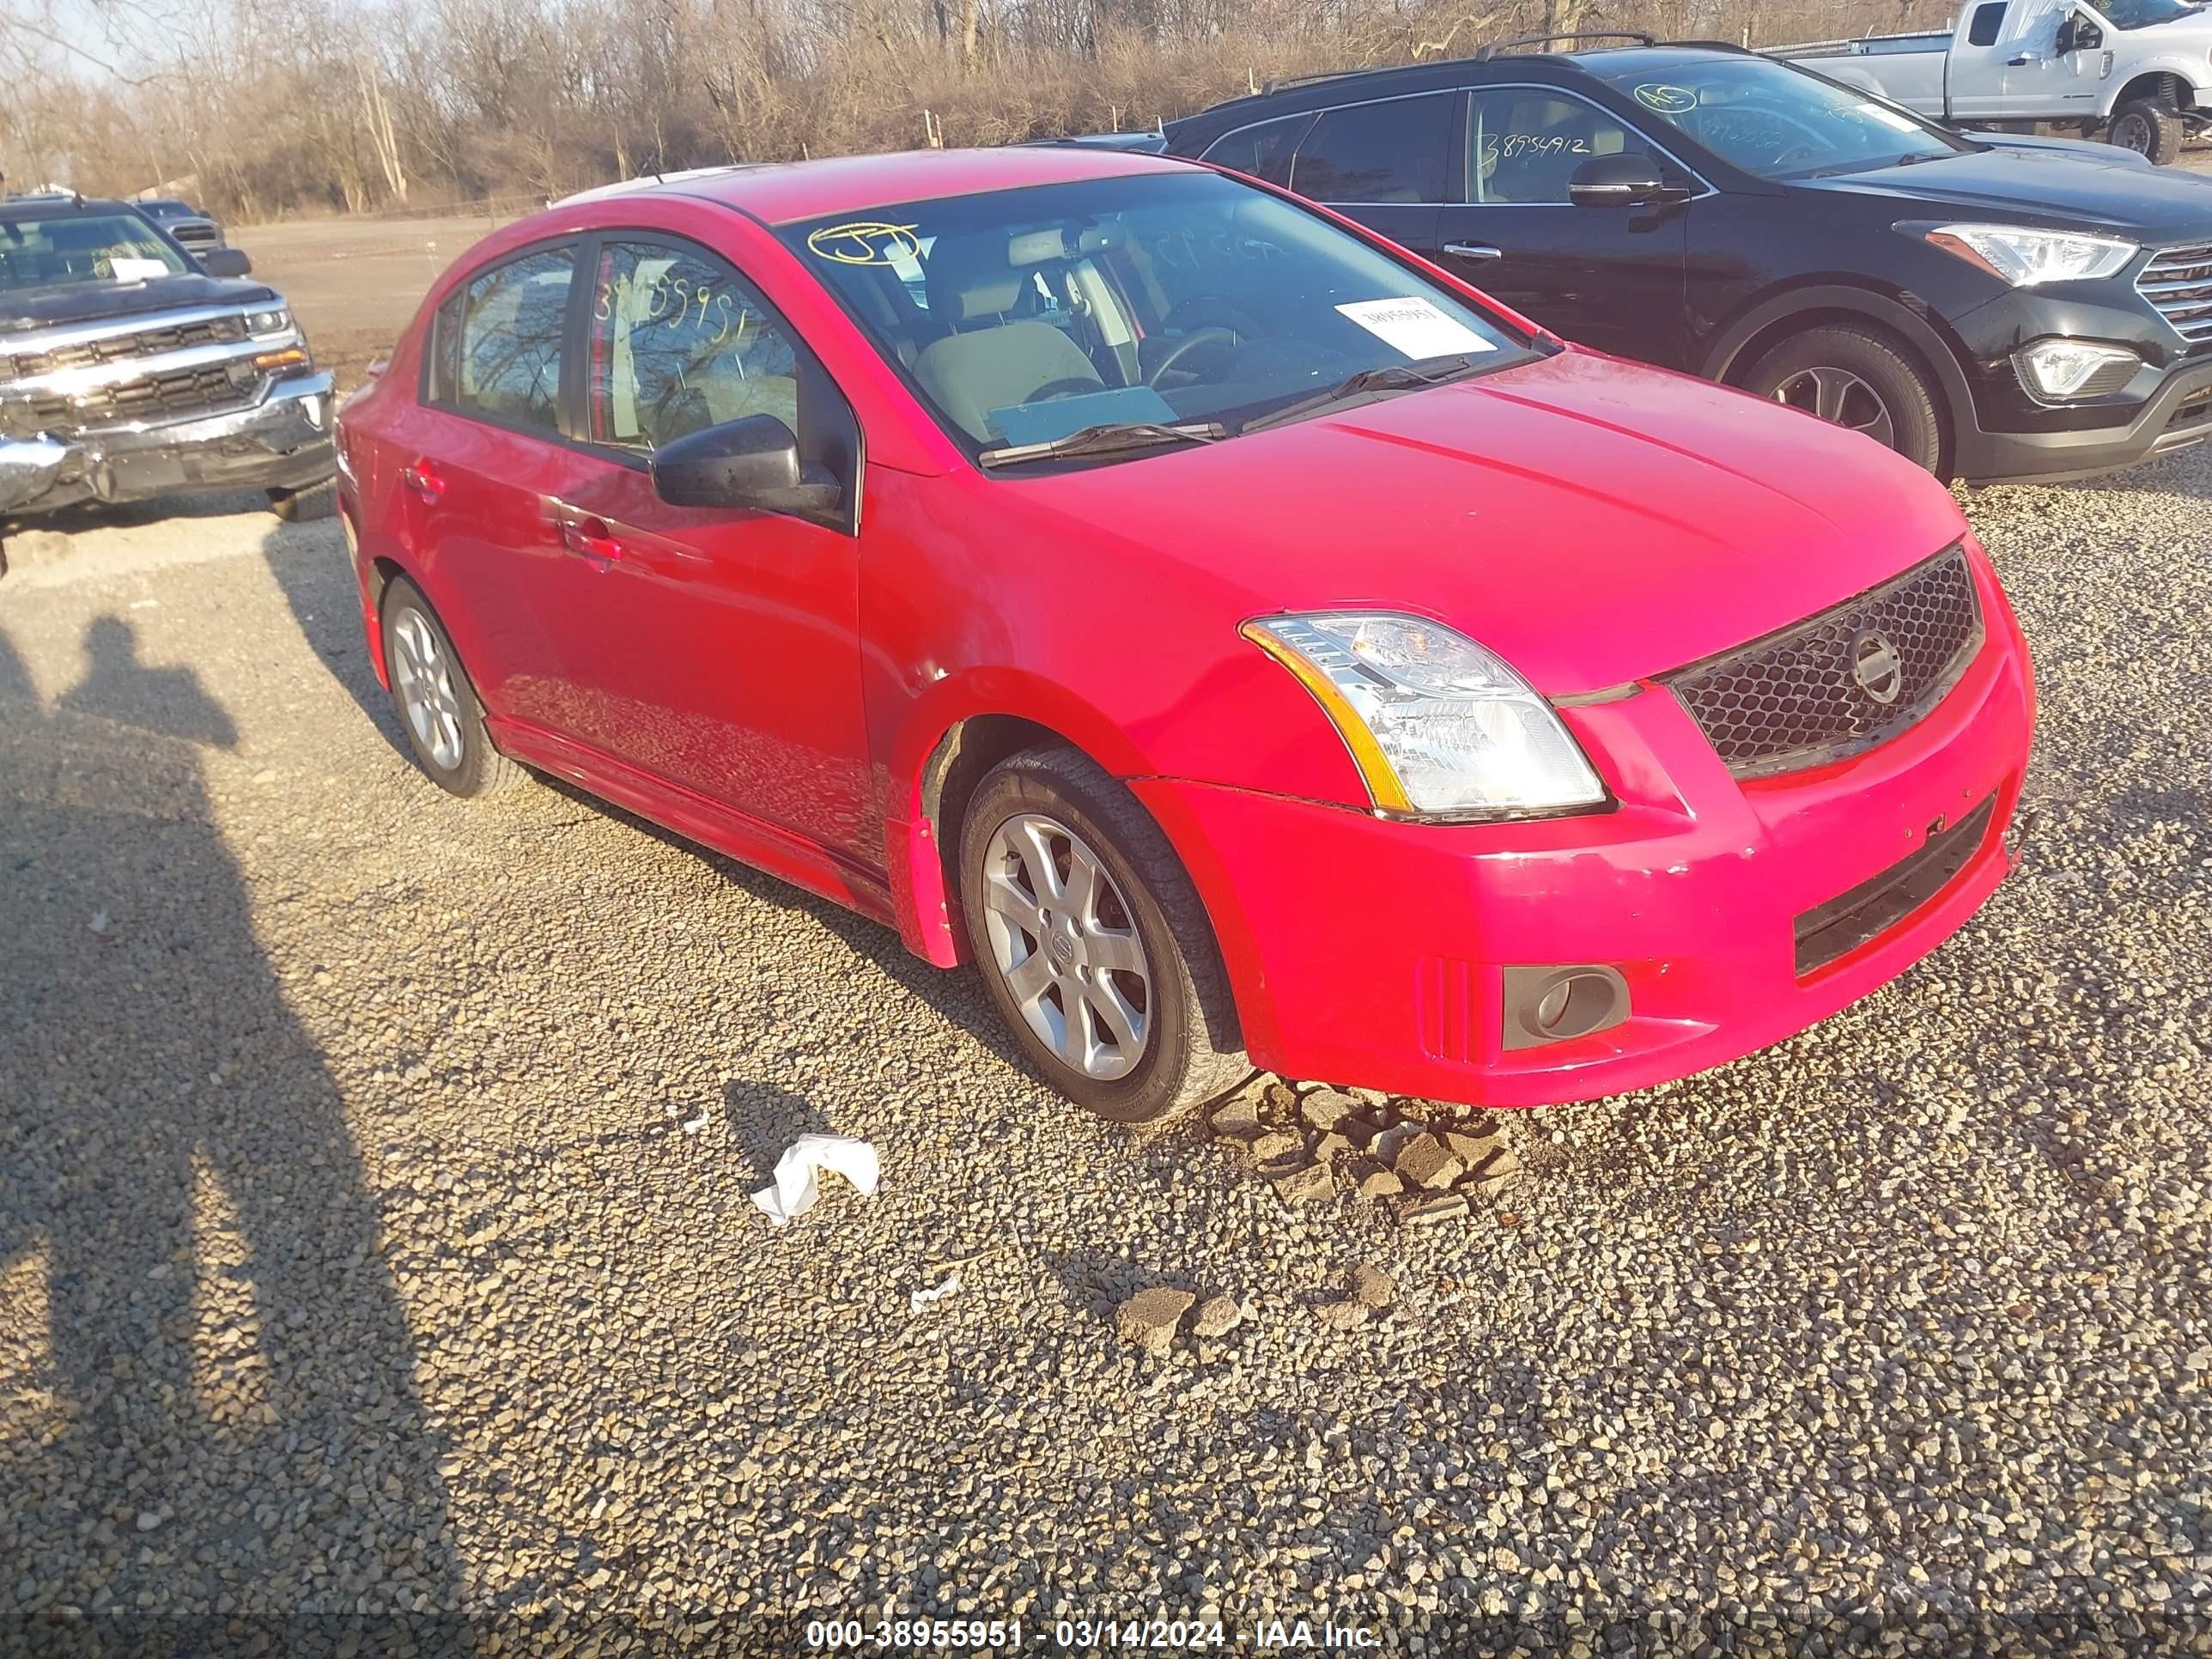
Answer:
[1567,152,1669,208]
[2073,15,2103,47]
[198,246,252,278]
[651,414,839,515]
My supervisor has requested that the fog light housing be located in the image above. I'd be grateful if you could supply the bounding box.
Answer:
[2014,338,2140,401]
[1501,964,1631,1050]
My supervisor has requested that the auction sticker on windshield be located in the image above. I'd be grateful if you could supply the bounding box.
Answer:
[1335,297,1497,362]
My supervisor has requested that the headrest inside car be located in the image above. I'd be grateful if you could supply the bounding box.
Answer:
[925,238,1029,323]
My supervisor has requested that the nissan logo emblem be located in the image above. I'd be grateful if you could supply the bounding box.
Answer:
[1850,629,1904,705]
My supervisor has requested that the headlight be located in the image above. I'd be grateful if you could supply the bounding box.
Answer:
[2014,337,2141,400]
[245,305,291,335]
[1920,223,2136,286]
[1242,611,1607,819]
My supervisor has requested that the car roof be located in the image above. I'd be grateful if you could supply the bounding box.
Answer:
[1164,42,1745,141]
[560,144,1199,226]
[0,196,137,220]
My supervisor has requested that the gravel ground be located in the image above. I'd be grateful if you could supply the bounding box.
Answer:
[1,445,2209,1657]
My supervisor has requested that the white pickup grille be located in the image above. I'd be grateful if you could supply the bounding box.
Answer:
[2138,242,2212,343]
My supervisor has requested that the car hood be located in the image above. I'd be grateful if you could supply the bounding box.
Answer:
[1802,143,2212,240]
[1007,350,1970,696]
[0,273,276,335]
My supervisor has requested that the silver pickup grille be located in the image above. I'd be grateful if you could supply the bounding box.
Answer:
[2138,242,2212,344]
[1,313,248,379]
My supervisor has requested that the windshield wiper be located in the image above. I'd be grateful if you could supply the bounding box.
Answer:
[977,420,1224,469]
[1240,355,1490,434]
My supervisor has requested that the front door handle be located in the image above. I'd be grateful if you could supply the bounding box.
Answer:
[400,460,445,503]
[559,515,624,566]
[1443,242,1504,261]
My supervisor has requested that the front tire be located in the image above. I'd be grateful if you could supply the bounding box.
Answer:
[2106,98,2184,166]
[378,574,526,799]
[1745,323,1946,475]
[958,746,1247,1123]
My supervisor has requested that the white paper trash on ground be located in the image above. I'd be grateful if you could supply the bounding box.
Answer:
[751,1133,882,1226]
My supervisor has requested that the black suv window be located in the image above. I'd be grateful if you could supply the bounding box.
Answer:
[1201,112,1313,187]
[1468,89,1643,204]
[1292,94,1453,204]
[448,246,575,433]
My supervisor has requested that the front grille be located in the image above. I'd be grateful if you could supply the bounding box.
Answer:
[2138,242,2212,344]
[4,313,248,378]
[1794,797,1996,975]
[19,363,257,434]
[169,224,219,250]
[1662,546,1984,779]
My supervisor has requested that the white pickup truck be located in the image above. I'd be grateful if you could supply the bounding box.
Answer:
[1774,0,2212,163]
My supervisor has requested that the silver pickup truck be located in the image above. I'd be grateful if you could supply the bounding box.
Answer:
[0,194,336,554]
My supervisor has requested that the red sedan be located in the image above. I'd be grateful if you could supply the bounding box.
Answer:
[337,146,2035,1122]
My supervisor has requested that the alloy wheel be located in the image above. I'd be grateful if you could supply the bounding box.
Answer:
[978,812,1152,1080]
[2111,112,2152,154]
[1771,365,1898,449]
[388,606,465,771]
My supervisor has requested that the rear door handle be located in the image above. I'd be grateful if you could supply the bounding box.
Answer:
[399,461,445,503]
[1444,243,1504,261]
[559,515,625,566]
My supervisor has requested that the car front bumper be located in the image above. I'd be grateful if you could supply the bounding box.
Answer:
[1135,544,2037,1109]
[0,369,336,519]
[1956,355,2212,485]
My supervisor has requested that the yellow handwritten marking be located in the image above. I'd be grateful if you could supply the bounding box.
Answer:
[806,222,923,266]
[1634,83,1697,115]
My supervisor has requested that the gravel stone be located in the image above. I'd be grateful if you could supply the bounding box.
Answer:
[1188,1294,1243,1339]
[1298,1087,1360,1132]
[1113,1287,1195,1353]
[1347,1263,1395,1308]
[1268,1161,1333,1205]
[1392,1132,1465,1190]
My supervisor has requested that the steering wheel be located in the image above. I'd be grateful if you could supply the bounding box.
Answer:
[1146,325,1237,386]
[1148,295,1271,385]
[1027,377,1109,402]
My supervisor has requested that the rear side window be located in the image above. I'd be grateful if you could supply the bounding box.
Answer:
[585,240,801,449]
[1967,2,2008,43]
[1292,94,1453,204]
[1200,113,1312,186]
[447,246,575,433]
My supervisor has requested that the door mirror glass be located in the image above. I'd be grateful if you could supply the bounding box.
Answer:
[2071,15,2102,48]
[199,246,252,278]
[651,413,837,515]
[1567,153,1668,208]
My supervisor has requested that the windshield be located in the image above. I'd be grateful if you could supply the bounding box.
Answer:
[0,211,191,295]
[1588,56,1968,179]
[780,170,1537,458]
[2104,0,2196,27]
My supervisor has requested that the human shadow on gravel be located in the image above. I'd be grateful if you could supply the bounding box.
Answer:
[255,518,413,761]
[0,622,465,1655]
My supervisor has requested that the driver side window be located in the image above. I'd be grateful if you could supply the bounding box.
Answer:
[1468,90,1643,204]
[586,240,800,451]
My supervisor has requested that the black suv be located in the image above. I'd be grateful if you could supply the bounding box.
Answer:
[1158,38,2212,482]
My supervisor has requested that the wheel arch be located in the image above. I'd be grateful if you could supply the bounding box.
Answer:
[1699,284,1975,477]
[2106,70,2191,119]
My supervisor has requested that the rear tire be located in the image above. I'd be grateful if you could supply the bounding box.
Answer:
[2106,98,2184,166]
[958,745,1248,1123]
[1744,323,1946,475]
[268,478,336,522]
[378,574,527,799]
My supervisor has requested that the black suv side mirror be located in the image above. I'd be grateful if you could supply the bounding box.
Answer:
[1567,153,1669,208]
[652,414,839,516]
[199,246,252,278]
